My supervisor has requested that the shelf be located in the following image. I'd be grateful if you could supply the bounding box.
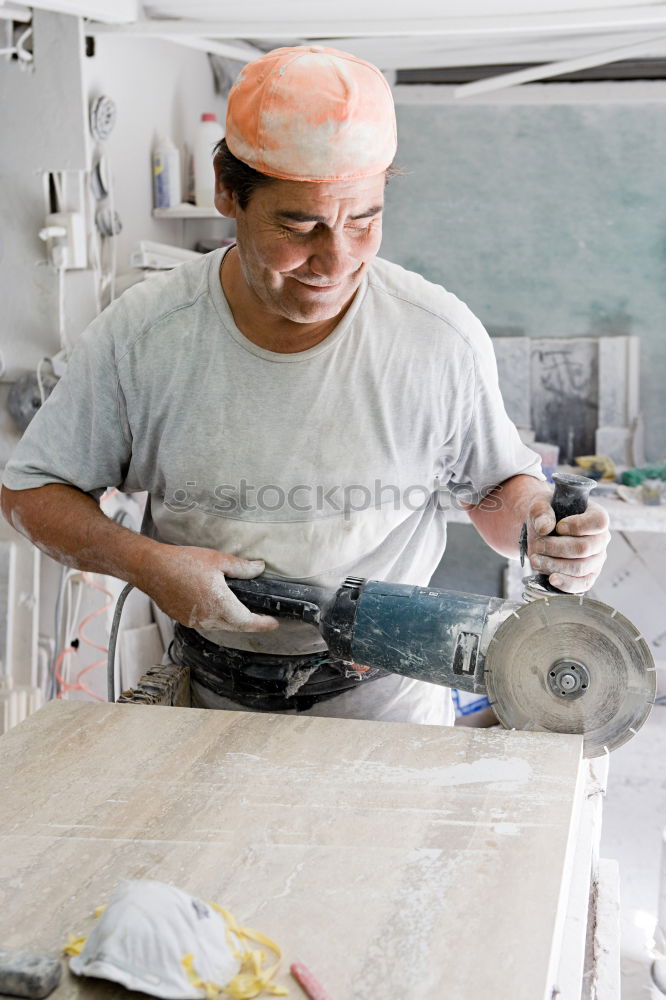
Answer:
[153,205,221,219]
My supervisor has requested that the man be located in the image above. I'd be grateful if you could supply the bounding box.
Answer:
[1,46,610,724]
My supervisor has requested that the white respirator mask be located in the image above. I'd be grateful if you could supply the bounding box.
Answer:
[66,880,287,999]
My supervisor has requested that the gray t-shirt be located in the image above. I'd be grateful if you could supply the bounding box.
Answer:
[3,248,543,654]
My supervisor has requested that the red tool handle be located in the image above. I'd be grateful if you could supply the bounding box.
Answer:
[290,962,333,1000]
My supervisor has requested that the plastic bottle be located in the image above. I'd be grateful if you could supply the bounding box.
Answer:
[152,135,181,209]
[194,113,224,208]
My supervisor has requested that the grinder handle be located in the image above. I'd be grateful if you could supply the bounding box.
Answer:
[534,471,597,592]
[225,576,326,625]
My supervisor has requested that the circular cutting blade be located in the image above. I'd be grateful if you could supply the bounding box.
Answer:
[484,595,655,758]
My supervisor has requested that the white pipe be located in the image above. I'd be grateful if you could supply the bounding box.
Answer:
[455,32,666,98]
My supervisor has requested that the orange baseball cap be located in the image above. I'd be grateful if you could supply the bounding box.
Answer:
[225,46,397,183]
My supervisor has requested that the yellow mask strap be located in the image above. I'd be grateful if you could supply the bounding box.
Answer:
[182,902,288,999]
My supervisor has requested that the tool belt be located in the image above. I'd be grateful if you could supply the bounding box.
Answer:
[172,623,388,712]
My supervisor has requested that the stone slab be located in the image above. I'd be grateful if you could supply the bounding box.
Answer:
[0,701,585,1000]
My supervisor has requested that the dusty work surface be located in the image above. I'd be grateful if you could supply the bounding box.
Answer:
[0,701,584,999]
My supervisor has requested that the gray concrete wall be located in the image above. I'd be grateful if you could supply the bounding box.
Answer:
[382,85,666,461]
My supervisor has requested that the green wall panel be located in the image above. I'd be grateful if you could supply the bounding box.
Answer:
[382,101,666,460]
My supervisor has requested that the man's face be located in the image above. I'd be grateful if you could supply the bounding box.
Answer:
[219,173,386,325]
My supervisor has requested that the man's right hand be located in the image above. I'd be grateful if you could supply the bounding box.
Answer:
[147,546,280,633]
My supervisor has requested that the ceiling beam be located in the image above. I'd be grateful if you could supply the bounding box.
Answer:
[88,6,666,39]
[455,31,666,96]
[27,0,138,22]
[322,31,666,70]
[0,3,31,22]
[154,35,263,61]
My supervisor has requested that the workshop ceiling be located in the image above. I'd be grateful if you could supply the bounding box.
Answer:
[11,0,666,76]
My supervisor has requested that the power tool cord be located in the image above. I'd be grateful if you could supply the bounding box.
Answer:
[107,583,133,702]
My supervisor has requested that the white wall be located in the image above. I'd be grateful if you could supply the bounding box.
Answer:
[0,16,235,712]
[0,11,92,383]
[84,33,234,273]
[0,15,233,390]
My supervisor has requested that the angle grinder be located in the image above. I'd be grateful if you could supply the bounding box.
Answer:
[227,473,655,758]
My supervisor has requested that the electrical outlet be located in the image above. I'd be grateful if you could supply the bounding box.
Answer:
[43,212,87,269]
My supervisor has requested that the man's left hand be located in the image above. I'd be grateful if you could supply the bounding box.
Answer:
[526,494,611,594]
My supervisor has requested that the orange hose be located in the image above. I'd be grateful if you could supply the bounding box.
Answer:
[56,573,116,701]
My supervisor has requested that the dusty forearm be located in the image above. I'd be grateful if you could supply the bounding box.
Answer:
[0,483,160,589]
[1,484,278,631]
[465,474,551,559]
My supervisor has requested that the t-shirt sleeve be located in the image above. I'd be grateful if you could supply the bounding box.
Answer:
[445,314,544,502]
[2,305,132,500]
